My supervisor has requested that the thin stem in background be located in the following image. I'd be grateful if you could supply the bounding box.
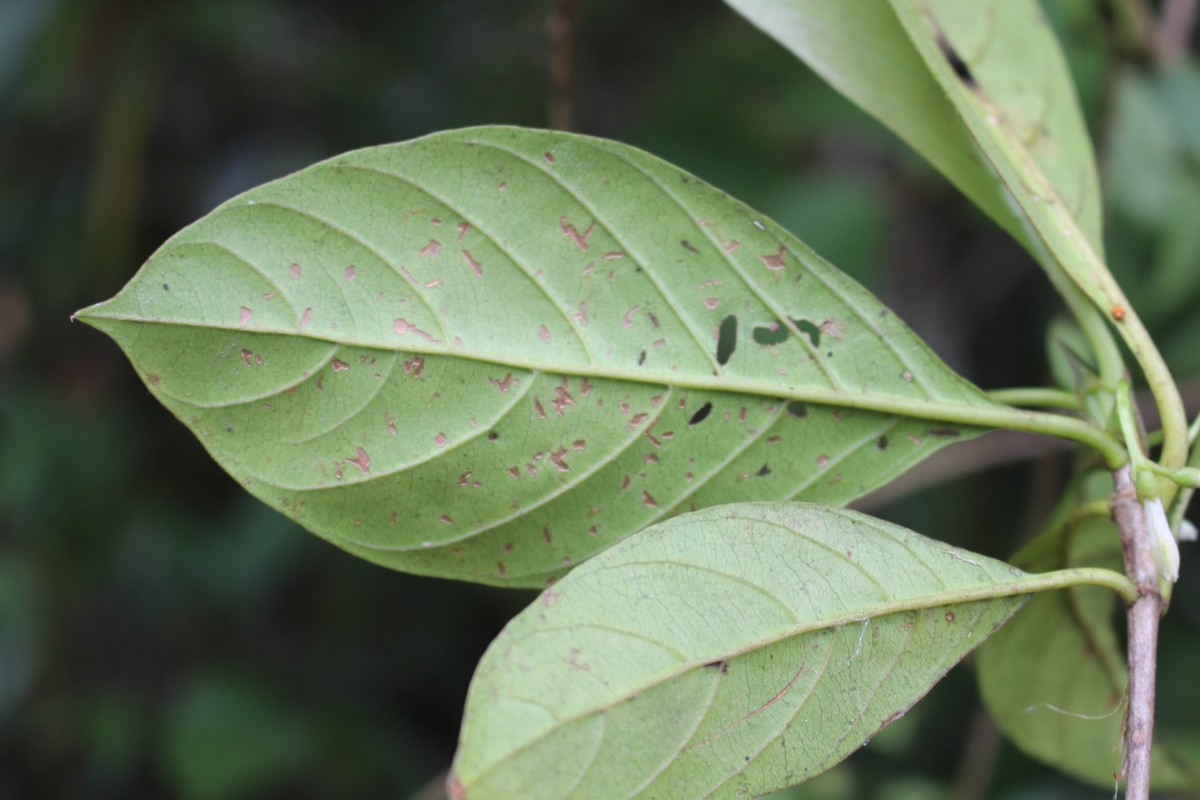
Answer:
[1111,466,1163,800]
[1112,0,1157,55]
[547,0,579,131]
[1156,0,1199,64]
[949,706,1002,800]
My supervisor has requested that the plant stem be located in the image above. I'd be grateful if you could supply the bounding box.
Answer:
[547,0,579,131]
[1111,466,1163,800]
[1155,0,1199,64]
[987,387,1082,410]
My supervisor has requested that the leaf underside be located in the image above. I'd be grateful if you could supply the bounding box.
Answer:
[451,503,1028,799]
[77,126,994,586]
[723,0,1104,292]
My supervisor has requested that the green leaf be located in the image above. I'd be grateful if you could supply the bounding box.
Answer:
[76,126,1001,587]
[977,484,1200,791]
[720,0,1102,258]
[883,0,1123,320]
[450,503,1030,799]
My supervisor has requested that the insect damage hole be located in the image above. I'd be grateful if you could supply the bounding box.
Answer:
[716,314,737,365]
[689,401,714,425]
[936,31,978,88]
[752,320,788,346]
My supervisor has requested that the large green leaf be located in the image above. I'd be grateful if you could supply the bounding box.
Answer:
[884,1,1129,321]
[76,126,999,587]
[450,503,1029,799]
[977,487,1200,791]
[720,0,1102,258]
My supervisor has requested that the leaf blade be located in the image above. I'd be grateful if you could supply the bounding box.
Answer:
[78,126,998,586]
[451,502,1028,798]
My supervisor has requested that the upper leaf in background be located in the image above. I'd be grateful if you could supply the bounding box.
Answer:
[76,126,997,587]
[450,503,1028,799]
[720,0,1102,258]
[977,477,1200,791]
[720,0,1134,376]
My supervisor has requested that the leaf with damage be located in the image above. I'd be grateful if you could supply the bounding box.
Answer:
[76,126,1004,587]
[721,0,1110,325]
[450,503,1030,798]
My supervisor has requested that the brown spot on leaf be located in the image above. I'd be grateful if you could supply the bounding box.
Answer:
[345,447,371,475]
[572,302,589,325]
[462,250,484,277]
[560,217,596,251]
[239,307,253,326]
[420,240,442,257]
[434,433,448,447]
[331,359,350,372]
[760,246,786,270]
[552,383,575,414]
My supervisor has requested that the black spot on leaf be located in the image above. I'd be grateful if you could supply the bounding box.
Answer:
[936,32,977,87]
[752,322,788,346]
[689,402,714,425]
[716,314,738,366]
[786,401,807,418]
[794,319,821,348]
[877,435,889,450]
[488,431,499,441]
[756,464,771,477]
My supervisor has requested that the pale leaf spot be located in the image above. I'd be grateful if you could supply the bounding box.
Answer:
[462,250,483,277]
[345,447,371,475]
[760,246,786,270]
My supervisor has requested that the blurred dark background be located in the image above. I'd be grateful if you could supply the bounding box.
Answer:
[1,0,1199,798]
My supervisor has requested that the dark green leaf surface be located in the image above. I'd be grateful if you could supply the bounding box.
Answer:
[76,126,995,586]
[450,503,1028,799]
[977,493,1200,790]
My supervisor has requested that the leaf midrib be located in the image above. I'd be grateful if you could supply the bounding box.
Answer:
[78,313,1006,427]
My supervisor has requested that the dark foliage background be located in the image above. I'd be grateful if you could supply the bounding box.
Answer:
[1,1,1198,798]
